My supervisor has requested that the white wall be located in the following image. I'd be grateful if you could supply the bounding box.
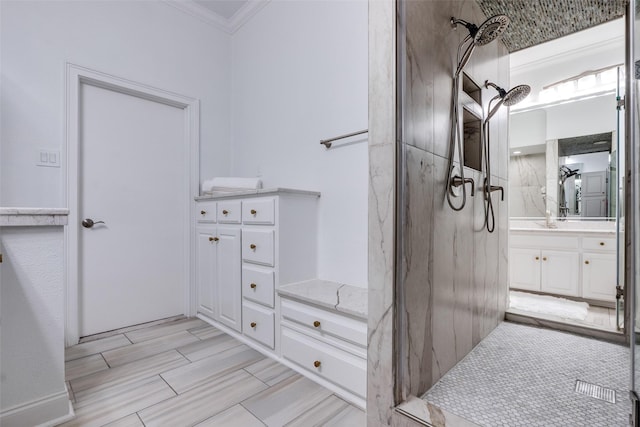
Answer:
[0,0,231,207]
[545,94,618,140]
[510,109,546,150]
[0,227,69,425]
[562,151,611,173]
[230,1,368,287]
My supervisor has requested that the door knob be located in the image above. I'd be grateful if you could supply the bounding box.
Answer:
[82,218,105,228]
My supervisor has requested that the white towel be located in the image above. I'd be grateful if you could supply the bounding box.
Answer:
[202,177,263,194]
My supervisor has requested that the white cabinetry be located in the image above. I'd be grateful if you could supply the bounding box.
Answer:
[195,215,242,332]
[510,230,617,302]
[194,189,319,353]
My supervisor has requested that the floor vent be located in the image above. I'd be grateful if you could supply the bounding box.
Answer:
[575,380,616,403]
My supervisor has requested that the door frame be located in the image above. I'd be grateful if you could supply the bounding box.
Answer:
[64,64,200,346]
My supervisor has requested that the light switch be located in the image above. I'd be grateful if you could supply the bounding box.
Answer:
[36,149,61,168]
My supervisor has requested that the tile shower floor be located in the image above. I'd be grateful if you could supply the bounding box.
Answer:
[62,317,365,427]
[422,322,629,427]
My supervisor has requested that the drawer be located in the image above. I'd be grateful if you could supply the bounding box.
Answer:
[282,327,366,398]
[243,198,275,225]
[196,201,216,223]
[242,229,275,266]
[583,236,616,252]
[217,200,241,224]
[281,299,367,347]
[242,302,275,349]
[510,234,578,250]
[242,266,275,308]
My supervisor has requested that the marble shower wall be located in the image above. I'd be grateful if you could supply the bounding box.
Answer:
[510,153,546,217]
[399,0,510,398]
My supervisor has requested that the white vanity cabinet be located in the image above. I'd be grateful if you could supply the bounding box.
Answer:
[194,189,320,353]
[510,229,617,302]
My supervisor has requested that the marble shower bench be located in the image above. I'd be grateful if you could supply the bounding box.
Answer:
[277,280,368,408]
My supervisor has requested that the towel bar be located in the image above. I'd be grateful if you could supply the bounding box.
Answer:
[320,129,368,148]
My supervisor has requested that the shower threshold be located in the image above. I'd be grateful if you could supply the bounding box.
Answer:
[396,322,629,427]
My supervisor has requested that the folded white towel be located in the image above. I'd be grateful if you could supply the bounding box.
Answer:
[202,177,263,194]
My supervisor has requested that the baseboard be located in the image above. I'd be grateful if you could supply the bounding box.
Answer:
[0,388,74,427]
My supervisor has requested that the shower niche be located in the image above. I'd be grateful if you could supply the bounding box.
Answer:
[461,73,482,171]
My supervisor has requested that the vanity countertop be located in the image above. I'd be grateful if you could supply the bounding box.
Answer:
[0,207,69,226]
[195,187,320,201]
[510,219,617,235]
[278,279,368,320]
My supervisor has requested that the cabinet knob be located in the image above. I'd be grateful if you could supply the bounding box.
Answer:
[313,360,321,368]
[222,209,229,215]
[250,322,257,328]
[250,244,257,250]
[542,257,547,261]
[535,256,539,260]
[251,209,257,215]
[313,320,321,328]
[200,210,206,215]
[209,237,219,242]
[585,260,590,265]
[250,283,257,289]
[600,242,605,246]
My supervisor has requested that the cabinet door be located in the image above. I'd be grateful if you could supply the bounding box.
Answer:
[196,227,217,319]
[509,248,541,291]
[540,250,579,296]
[582,252,617,302]
[216,227,242,332]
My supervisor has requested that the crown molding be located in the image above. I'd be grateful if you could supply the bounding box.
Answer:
[228,0,270,34]
[162,0,270,35]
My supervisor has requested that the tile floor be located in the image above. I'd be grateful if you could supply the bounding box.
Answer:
[423,322,630,427]
[62,317,365,427]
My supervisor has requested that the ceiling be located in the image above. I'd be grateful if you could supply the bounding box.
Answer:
[558,132,612,157]
[476,0,628,52]
[193,0,248,20]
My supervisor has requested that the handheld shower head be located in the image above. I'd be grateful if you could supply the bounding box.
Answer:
[451,15,510,46]
[484,81,531,121]
[451,15,510,78]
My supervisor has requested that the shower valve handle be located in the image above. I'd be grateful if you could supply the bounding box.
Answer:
[450,176,475,196]
[486,184,504,201]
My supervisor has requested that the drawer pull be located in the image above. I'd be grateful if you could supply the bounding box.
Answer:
[250,244,257,250]
[600,242,605,246]
[250,322,257,328]
[251,209,257,215]
[313,360,321,368]
[209,237,219,242]
[200,210,206,215]
[313,321,321,328]
[535,256,539,260]
[585,260,590,265]
[250,283,257,289]
[222,209,229,215]
[542,257,547,261]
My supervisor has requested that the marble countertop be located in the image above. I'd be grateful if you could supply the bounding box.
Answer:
[510,219,617,234]
[278,279,368,320]
[195,187,320,201]
[0,207,69,226]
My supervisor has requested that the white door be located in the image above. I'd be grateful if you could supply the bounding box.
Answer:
[196,227,217,319]
[79,83,185,337]
[509,248,541,291]
[581,171,607,217]
[582,252,617,302]
[540,250,579,296]
[216,227,242,332]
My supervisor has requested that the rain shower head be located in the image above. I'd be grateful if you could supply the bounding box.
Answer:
[484,81,531,121]
[451,15,510,46]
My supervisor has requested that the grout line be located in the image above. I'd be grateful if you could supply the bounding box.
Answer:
[175,348,193,363]
[158,374,180,397]
[136,412,146,426]
[100,352,112,369]
[239,402,268,426]
[242,366,270,388]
